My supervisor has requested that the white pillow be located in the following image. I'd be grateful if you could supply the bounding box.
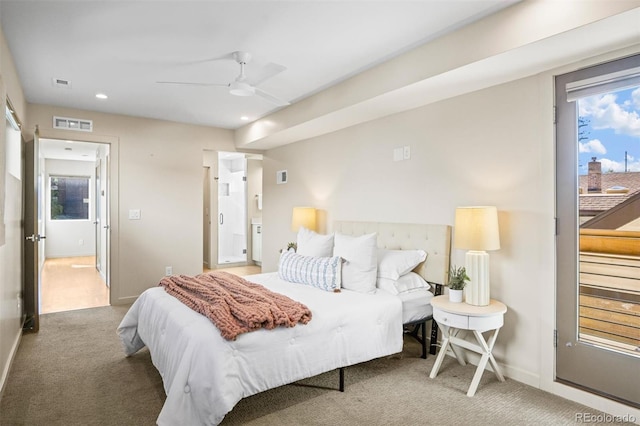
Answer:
[377,249,427,280]
[297,227,334,257]
[333,232,377,293]
[278,250,342,292]
[377,272,431,295]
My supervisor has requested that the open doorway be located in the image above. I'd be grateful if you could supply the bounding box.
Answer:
[202,150,262,275]
[39,139,110,314]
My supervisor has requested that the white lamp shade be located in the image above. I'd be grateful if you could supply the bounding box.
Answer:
[291,207,317,232]
[453,206,500,251]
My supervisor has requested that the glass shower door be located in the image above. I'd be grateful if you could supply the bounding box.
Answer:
[217,152,247,265]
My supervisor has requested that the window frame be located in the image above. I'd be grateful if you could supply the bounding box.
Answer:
[49,175,92,221]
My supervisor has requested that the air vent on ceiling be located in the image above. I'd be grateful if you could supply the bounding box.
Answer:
[52,78,72,89]
[53,116,93,132]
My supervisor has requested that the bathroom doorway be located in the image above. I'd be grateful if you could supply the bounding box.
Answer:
[217,152,247,265]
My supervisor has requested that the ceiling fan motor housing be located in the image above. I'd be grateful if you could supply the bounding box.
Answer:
[232,51,252,64]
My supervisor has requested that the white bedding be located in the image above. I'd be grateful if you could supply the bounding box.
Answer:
[398,289,434,323]
[117,272,403,425]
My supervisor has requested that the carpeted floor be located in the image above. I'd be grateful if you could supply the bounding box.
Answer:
[0,306,617,425]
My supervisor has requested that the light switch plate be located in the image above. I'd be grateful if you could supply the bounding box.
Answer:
[129,209,141,220]
[393,147,403,162]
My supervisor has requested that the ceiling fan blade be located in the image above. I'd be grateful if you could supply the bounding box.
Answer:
[248,62,287,86]
[156,81,229,87]
[188,52,237,64]
[254,87,290,106]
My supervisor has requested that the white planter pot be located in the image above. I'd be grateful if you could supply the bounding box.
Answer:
[449,289,463,303]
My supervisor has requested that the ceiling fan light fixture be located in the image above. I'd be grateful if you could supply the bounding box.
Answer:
[229,81,255,97]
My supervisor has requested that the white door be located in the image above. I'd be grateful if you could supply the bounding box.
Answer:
[89,144,112,287]
[95,159,102,273]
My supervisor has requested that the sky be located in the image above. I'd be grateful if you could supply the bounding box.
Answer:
[578,86,640,175]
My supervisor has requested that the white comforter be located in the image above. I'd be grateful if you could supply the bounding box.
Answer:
[117,272,403,425]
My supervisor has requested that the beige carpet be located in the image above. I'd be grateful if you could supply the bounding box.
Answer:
[0,306,615,425]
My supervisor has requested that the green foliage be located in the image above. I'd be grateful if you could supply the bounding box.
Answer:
[447,265,470,290]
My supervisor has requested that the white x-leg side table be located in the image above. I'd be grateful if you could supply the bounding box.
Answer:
[429,295,507,396]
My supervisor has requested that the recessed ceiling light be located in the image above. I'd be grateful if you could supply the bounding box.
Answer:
[240,116,249,121]
[95,93,108,100]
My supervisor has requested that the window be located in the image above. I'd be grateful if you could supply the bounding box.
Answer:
[50,176,90,220]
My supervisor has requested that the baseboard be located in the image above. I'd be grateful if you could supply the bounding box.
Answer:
[114,295,138,305]
[0,329,22,402]
[441,352,639,421]
[443,351,540,388]
[550,381,640,422]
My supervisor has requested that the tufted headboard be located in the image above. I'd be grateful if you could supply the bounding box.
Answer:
[333,221,452,286]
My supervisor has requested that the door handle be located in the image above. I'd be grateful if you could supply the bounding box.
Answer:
[219,213,223,225]
[26,234,46,242]
[104,225,110,230]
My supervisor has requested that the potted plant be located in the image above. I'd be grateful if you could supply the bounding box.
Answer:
[447,265,470,303]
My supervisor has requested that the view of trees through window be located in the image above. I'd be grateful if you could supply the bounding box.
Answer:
[577,85,640,355]
[50,176,90,220]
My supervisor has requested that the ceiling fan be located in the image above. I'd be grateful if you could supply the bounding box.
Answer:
[157,51,290,106]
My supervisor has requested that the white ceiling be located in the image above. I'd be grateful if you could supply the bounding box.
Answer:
[39,139,99,162]
[0,1,518,130]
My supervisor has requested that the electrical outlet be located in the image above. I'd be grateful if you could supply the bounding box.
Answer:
[403,145,411,160]
[165,266,173,276]
[79,239,84,246]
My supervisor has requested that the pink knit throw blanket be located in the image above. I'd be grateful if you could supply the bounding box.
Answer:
[159,271,312,340]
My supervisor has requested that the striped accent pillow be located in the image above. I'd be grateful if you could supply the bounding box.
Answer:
[278,250,342,292]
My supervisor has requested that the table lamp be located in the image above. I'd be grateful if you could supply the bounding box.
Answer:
[453,206,500,306]
[291,207,317,232]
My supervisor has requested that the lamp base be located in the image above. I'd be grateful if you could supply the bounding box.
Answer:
[464,250,490,306]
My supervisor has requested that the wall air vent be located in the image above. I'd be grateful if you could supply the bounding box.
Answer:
[53,116,93,132]
[52,78,72,89]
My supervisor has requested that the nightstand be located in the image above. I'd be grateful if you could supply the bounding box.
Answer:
[428,295,507,396]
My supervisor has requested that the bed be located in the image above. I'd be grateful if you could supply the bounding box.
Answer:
[117,221,451,425]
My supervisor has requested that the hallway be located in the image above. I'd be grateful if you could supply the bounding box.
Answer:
[41,256,109,314]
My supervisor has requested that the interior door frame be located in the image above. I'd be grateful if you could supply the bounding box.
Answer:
[203,166,211,268]
[95,158,102,273]
[555,53,640,408]
[34,129,119,307]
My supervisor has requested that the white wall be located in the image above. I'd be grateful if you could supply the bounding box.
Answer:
[263,73,552,383]
[44,159,95,258]
[0,22,26,396]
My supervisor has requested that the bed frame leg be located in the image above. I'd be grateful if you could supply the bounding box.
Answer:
[421,321,427,359]
[339,367,345,392]
[429,283,443,356]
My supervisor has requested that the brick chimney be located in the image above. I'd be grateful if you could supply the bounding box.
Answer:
[588,157,602,193]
